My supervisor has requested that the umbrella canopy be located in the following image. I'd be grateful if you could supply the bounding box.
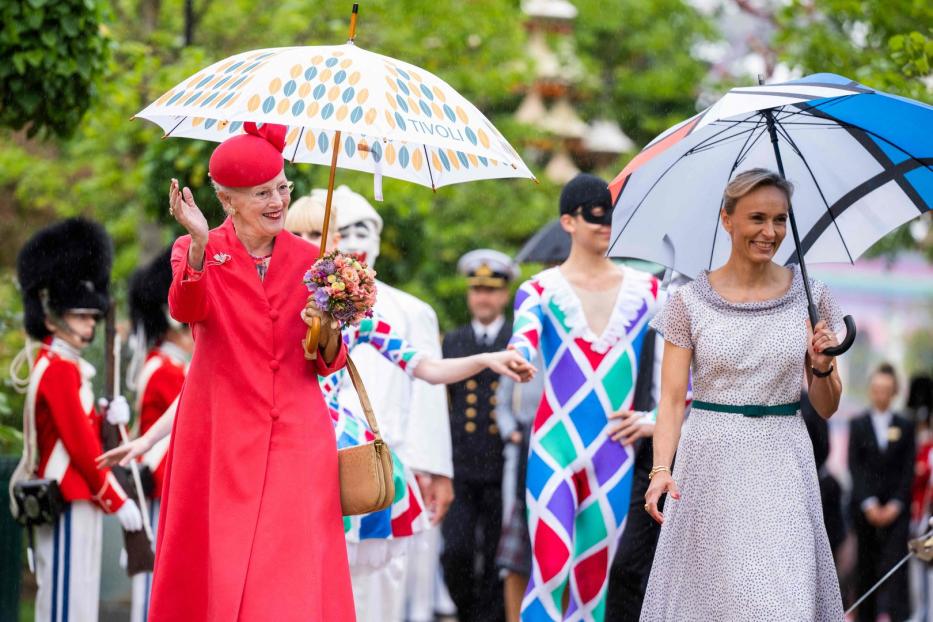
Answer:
[137,44,535,190]
[516,219,570,264]
[607,73,932,278]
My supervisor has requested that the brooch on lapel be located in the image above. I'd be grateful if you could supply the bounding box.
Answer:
[204,252,231,268]
[887,426,902,443]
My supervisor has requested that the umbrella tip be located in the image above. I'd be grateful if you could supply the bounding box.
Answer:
[532,177,540,185]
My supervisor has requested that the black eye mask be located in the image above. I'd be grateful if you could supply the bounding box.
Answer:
[576,203,614,225]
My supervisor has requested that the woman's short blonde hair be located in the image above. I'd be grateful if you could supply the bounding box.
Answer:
[286,195,336,234]
[722,168,794,215]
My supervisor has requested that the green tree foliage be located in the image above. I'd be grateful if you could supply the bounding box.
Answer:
[0,0,110,138]
[777,0,932,103]
[574,0,718,144]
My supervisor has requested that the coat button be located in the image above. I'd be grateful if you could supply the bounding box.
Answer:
[269,309,280,321]
[489,395,497,406]
[269,359,280,371]
[466,393,477,405]
[466,379,478,390]
[489,423,499,435]
[270,408,280,420]
[465,407,477,419]
[465,421,476,433]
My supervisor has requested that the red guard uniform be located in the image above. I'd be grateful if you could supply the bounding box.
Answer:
[28,339,129,622]
[11,217,129,622]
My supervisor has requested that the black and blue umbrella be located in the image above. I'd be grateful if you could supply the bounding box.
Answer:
[608,73,932,355]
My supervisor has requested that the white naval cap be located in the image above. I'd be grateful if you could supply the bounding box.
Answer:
[457,249,520,288]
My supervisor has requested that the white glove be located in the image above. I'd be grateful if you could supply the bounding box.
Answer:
[116,499,143,532]
[106,395,131,426]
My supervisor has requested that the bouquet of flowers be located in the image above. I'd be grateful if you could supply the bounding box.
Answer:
[303,250,377,327]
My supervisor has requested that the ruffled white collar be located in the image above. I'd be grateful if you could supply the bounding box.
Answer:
[535,265,656,354]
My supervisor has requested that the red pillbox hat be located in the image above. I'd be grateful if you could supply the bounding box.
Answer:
[209,122,287,187]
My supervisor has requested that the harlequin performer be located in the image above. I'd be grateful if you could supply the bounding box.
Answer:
[10,218,143,622]
[441,249,520,622]
[325,185,457,621]
[126,247,192,622]
[507,174,662,621]
[148,122,353,621]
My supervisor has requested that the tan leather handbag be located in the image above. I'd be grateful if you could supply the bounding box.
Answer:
[338,356,395,516]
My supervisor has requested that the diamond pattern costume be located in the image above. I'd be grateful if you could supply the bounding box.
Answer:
[319,315,431,556]
[509,266,660,622]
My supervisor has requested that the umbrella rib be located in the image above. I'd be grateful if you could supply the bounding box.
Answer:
[291,127,305,163]
[772,114,855,265]
[609,117,754,256]
[165,116,188,138]
[708,118,768,271]
[687,125,759,154]
[423,145,436,190]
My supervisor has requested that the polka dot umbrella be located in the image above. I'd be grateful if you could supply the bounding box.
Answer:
[136,6,535,223]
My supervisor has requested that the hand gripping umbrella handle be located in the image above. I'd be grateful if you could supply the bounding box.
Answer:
[815,310,857,357]
[303,317,321,360]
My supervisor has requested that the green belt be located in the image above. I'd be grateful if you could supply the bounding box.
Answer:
[691,400,801,417]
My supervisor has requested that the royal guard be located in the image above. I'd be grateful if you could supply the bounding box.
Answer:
[9,218,143,622]
[441,249,519,622]
[126,247,192,622]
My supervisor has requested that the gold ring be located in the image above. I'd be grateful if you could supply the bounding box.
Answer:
[644,503,650,511]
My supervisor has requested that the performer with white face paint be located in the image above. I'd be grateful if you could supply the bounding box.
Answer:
[317,186,456,622]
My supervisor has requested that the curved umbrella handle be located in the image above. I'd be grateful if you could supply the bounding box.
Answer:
[303,317,321,360]
[822,315,857,358]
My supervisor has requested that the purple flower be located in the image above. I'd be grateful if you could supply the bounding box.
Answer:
[314,288,330,307]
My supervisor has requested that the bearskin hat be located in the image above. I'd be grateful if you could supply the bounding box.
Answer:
[129,247,173,344]
[16,218,113,340]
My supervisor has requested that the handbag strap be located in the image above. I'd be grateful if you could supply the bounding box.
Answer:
[343,356,384,442]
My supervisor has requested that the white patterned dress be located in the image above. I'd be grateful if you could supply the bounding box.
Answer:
[641,265,845,622]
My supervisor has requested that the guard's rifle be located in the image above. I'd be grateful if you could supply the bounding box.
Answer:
[101,304,155,575]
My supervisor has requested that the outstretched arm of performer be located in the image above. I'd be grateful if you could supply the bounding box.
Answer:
[413,351,535,384]
[96,399,177,468]
[643,340,691,525]
[350,316,536,384]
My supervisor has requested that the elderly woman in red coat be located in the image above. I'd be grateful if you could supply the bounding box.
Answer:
[149,122,354,621]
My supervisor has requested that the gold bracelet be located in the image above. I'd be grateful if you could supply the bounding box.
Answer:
[648,465,671,479]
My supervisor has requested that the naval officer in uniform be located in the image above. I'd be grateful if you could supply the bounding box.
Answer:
[441,249,520,622]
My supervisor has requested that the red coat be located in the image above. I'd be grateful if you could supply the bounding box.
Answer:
[30,340,128,512]
[136,346,186,498]
[149,219,354,622]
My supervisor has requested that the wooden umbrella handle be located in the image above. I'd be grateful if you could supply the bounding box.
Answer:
[303,317,321,360]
